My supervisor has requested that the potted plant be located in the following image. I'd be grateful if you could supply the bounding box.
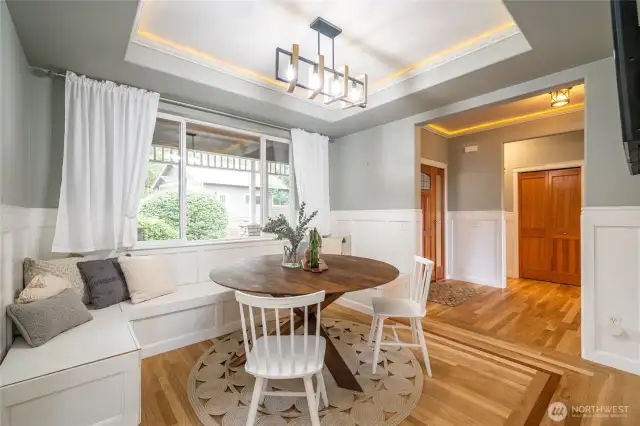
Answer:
[262,202,318,268]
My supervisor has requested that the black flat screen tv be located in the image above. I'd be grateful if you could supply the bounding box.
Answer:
[611,0,640,174]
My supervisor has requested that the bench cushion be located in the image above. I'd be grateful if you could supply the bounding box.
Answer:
[119,281,234,321]
[0,305,138,387]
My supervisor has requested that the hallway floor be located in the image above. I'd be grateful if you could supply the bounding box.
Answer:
[427,278,582,357]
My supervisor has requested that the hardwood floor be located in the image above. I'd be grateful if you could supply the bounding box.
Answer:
[427,278,582,357]
[141,279,639,426]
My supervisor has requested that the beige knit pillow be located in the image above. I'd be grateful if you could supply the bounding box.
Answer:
[24,257,88,304]
[118,255,177,304]
[17,273,72,304]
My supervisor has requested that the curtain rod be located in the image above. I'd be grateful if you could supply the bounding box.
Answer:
[30,66,292,133]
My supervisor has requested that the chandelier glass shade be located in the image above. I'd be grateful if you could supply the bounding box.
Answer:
[275,18,367,109]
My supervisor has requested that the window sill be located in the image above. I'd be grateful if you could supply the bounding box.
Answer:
[129,236,281,252]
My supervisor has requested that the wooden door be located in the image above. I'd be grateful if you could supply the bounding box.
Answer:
[421,165,445,281]
[518,168,581,286]
[548,169,581,285]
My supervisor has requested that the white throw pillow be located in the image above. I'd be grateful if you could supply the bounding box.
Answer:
[17,273,72,304]
[118,255,177,304]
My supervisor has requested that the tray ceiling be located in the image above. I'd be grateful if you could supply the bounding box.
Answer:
[426,84,585,137]
[129,0,526,113]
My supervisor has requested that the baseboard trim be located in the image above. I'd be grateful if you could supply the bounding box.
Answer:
[138,320,242,359]
[447,274,504,288]
[583,349,640,376]
[335,296,373,316]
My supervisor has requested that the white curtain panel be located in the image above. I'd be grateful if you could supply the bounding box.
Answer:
[52,72,160,252]
[290,128,331,236]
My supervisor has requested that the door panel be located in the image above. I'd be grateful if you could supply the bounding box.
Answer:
[518,168,581,286]
[421,191,433,261]
[548,168,581,285]
[434,170,445,280]
[518,172,551,281]
[421,165,445,281]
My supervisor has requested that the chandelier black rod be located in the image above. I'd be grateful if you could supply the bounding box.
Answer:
[332,38,335,71]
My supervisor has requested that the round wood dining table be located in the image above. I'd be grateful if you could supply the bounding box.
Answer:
[209,254,399,392]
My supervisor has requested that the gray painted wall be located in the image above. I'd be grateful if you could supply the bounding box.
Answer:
[1,2,31,207]
[503,131,584,212]
[28,74,65,208]
[447,111,584,212]
[420,129,448,164]
[329,117,419,211]
[584,57,640,206]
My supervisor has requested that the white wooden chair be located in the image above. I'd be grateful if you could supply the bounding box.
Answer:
[368,255,434,377]
[235,290,329,426]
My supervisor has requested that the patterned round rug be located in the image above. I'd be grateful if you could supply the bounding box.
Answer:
[187,319,423,426]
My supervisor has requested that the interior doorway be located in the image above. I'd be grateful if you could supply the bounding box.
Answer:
[517,166,582,286]
[420,164,445,281]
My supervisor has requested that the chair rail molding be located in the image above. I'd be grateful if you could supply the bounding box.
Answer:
[447,210,506,288]
[582,206,640,375]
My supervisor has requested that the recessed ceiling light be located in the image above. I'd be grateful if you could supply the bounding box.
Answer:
[550,88,571,107]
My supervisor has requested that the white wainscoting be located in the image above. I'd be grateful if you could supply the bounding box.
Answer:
[129,239,282,286]
[447,211,506,288]
[1,205,32,360]
[330,210,421,275]
[330,209,421,314]
[582,207,640,375]
[505,212,518,278]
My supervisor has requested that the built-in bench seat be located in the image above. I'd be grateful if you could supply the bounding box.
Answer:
[0,280,245,426]
[0,240,283,426]
[120,280,234,321]
[0,305,141,426]
[120,280,241,359]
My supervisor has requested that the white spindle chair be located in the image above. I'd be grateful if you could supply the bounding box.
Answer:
[368,255,434,377]
[235,290,329,426]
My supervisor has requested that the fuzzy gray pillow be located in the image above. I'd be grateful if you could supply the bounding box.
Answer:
[6,289,93,347]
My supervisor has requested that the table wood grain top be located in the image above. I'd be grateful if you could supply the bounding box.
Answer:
[209,254,399,296]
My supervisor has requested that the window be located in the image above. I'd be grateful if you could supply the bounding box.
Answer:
[215,192,227,206]
[137,117,182,242]
[266,139,291,216]
[244,192,261,205]
[420,172,431,190]
[137,113,294,243]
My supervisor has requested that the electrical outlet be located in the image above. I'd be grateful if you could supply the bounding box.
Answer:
[610,317,624,337]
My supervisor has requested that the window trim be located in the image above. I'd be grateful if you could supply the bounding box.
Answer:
[140,112,294,246]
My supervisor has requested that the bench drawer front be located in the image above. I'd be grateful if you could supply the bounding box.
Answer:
[1,351,140,426]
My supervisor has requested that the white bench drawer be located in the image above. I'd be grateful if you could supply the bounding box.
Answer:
[1,350,140,426]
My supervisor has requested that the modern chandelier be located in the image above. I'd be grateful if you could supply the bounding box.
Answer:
[275,17,368,109]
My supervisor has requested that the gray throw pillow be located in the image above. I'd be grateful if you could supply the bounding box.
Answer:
[6,289,93,347]
[77,258,129,309]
